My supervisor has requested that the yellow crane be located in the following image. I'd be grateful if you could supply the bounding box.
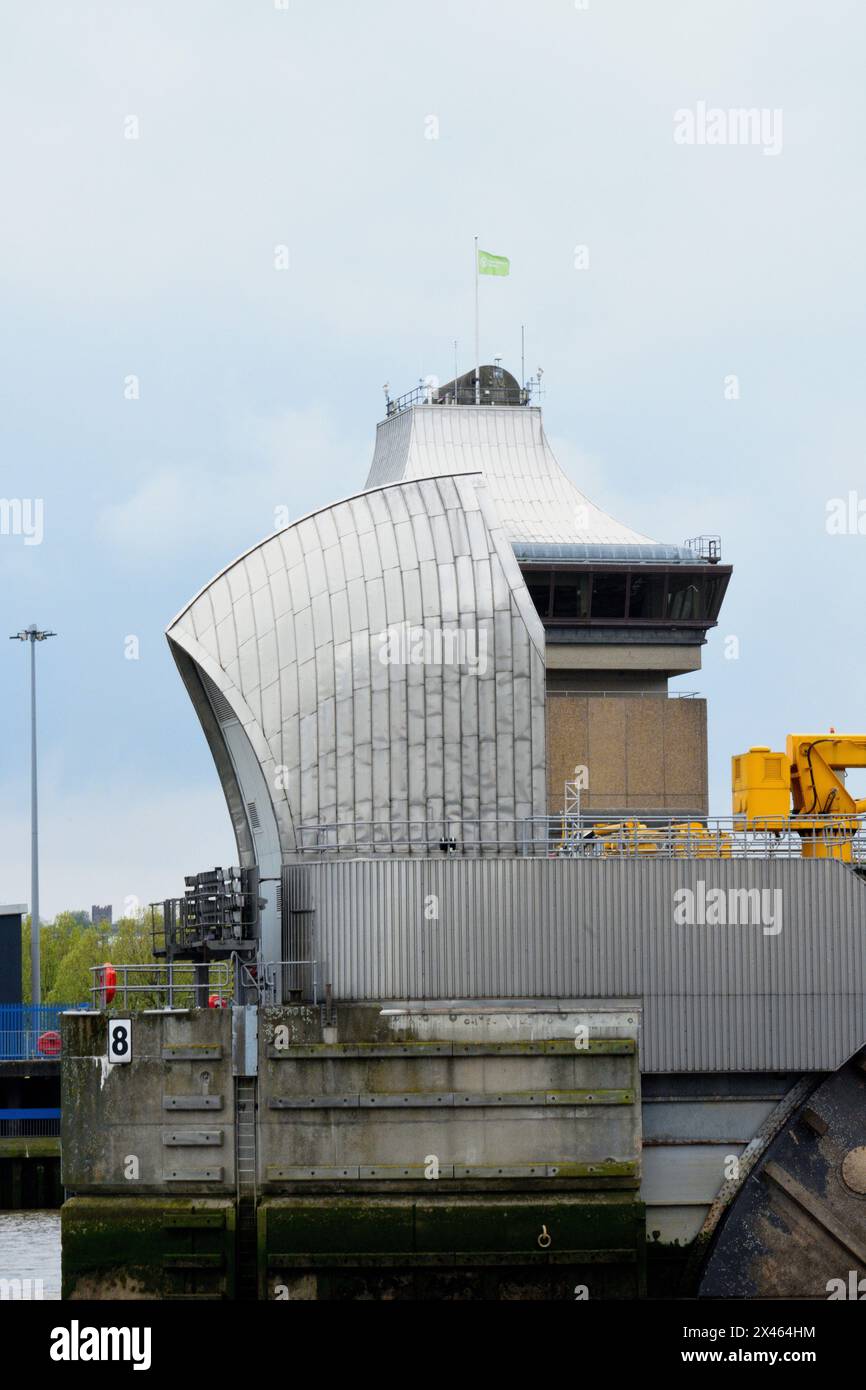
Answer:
[732,735,866,861]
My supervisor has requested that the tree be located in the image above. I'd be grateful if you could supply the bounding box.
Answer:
[21,909,159,1006]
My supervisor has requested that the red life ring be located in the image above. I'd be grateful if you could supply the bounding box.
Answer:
[208,994,227,1009]
[37,1030,61,1056]
[97,962,117,1006]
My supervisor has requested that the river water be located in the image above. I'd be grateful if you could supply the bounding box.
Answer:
[0,1210,62,1299]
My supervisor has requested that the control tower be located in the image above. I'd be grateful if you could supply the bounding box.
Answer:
[369,365,731,820]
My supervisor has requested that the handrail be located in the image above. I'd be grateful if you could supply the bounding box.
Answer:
[88,961,232,1008]
[0,1004,75,1060]
[85,958,320,1009]
[545,690,701,699]
[385,382,532,416]
[294,814,866,863]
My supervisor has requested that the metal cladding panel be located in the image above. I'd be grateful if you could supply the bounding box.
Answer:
[167,475,546,860]
[302,857,866,1073]
[366,404,655,548]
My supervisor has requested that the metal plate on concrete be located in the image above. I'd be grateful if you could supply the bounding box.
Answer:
[162,1129,224,1146]
[162,1046,223,1061]
[163,1096,223,1110]
[164,1167,224,1182]
[266,1166,360,1180]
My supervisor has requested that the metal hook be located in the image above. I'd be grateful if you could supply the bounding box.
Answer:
[537,1224,552,1249]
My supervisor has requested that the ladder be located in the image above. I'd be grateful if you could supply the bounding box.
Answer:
[234,1077,258,1299]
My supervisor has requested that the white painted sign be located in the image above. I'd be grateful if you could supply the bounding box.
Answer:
[108,1018,132,1064]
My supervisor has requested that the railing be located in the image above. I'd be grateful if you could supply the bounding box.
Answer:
[683,534,722,562]
[0,1005,76,1060]
[86,958,319,1009]
[295,815,866,863]
[87,961,232,1009]
[386,381,531,416]
[0,1109,60,1138]
[257,959,319,1007]
[297,818,543,856]
[546,690,701,699]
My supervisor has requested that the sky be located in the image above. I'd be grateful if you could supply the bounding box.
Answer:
[1,0,865,918]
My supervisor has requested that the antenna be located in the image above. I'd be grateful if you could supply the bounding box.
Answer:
[525,364,545,404]
[521,325,525,387]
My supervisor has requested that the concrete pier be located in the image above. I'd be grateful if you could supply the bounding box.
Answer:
[61,1002,645,1299]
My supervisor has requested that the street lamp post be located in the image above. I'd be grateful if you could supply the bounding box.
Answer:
[9,625,56,1004]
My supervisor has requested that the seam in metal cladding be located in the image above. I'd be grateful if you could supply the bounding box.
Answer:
[165,472,547,859]
[290,857,866,1075]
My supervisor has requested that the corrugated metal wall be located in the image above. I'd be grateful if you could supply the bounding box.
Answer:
[287,857,866,1073]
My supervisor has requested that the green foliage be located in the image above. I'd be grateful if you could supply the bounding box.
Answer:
[20,906,229,1010]
[21,909,159,1005]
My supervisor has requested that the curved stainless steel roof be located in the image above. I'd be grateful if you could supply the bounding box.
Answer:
[366,403,657,550]
[167,472,548,870]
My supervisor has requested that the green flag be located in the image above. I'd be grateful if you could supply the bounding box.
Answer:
[477,249,510,276]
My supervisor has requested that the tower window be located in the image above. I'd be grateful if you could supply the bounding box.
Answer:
[666,575,705,620]
[525,573,553,617]
[552,573,590,618]
[590,573,627,619]
[628,573,666,619]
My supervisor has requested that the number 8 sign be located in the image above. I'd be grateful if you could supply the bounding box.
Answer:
[108,1018,133,1064]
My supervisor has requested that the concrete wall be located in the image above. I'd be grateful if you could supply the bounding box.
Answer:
[62,1197,236,1300]
[256,1001,644,1299]
[546,693,708,816]
[61,1009,235,1196]
[60,1001,646,1299]
[258,1002,641,1190]
[61,1003,641,1196]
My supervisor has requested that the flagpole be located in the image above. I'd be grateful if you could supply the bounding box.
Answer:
[474,235,480,404]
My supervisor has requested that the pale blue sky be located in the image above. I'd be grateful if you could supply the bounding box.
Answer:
[2,0,865,915]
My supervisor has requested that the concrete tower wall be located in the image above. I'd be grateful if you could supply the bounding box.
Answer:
[546,692,708,817]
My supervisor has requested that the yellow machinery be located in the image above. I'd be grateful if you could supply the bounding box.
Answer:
[591,821,663,856]
[670,821,733,859]
[587,820,732,858]
[732,735,866,861]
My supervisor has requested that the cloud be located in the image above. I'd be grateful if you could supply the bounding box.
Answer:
[95,406,364,564]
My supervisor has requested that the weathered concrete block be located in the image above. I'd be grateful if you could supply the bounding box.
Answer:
[258,1002,641,1193]
[62,1196,236,1299]
[61,1010,235,1194]
[259,1193,646,1299]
